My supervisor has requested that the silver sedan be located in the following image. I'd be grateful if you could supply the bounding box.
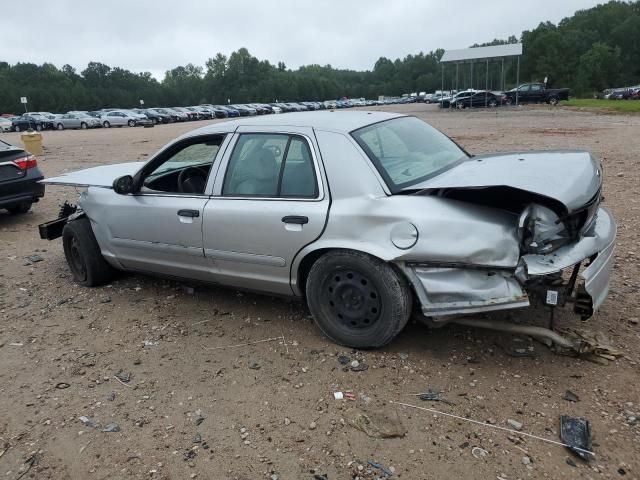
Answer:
[39,111,616,348]
[54,113,102,130]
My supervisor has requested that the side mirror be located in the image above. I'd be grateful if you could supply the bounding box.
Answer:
[113,175,134,195]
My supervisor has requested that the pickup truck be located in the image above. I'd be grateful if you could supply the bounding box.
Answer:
[504,83,570,105]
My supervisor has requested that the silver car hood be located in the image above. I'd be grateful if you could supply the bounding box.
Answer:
[411,150,601,212]
[40,161,145,187]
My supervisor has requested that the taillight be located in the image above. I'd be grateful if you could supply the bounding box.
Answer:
[14,155,38,170]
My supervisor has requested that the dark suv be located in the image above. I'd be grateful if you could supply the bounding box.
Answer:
[0,140,45,214]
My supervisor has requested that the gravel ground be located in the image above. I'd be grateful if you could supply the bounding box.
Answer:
[1,104,639,479]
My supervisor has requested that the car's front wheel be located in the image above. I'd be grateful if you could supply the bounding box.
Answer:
[103,121,111,128]
[80,122,88,129]
[62,218,114,287]
[306,250,411,348]
[127,120,136,127]
[56,123,64,130]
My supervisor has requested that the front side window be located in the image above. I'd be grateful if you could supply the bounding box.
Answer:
[223,133,317,198]
[352,116,467,192]
[142,136,223,194]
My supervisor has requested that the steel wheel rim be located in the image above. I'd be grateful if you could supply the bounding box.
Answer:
[322,268,382,329]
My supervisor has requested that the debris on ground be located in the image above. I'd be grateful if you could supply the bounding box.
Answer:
[350,360,369,372]
[349,408,406,438]
[338,355,350,365]
[555,329,623,364]
[563,390,580,402]
[367,459,394,476]
[102,422,120,433]
[25,254,44,263]
[559,415,593,460]
[471,446,488,459]
[114,370,131,383]
[507,419,523,431]
[416,388,455,406]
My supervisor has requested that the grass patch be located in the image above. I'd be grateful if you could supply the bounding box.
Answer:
[564,98,640,113]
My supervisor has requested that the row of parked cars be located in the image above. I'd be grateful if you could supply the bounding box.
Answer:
[419,83,570,108]
[1,98,405,133]
[597,86,640,100]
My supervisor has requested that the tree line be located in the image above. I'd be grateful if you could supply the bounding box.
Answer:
[1,0,638,113]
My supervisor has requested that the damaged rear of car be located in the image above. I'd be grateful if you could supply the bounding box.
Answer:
[349,117,615,325]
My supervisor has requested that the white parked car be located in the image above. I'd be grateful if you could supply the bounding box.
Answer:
[0,117,12,132]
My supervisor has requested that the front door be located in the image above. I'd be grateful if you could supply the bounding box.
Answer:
[202,128,329,295]
[102,134,227,281]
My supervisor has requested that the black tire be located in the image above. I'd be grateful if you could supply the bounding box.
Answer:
[7,201,32,214]
[103,121,111,128]
[505,97,514,105]
[36,124,43,132]
[57,123,64,130]
[62,218,113,287]
[548,96,559,106]
[14,125,21,132]
[489,99,498,107]
[306,250,412,348]
[127,120,136,127]
[80,122,88,129]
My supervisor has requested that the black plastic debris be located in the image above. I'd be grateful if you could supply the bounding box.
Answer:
[338,355,350,365]
[417,389,455,406]
[560,415,593,460]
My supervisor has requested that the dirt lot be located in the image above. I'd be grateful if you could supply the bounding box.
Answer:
[1,104,639,479]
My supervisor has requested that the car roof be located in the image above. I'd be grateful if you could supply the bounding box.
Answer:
[190,110,406,135]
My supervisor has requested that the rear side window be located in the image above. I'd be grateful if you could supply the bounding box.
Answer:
[223,134,317,198]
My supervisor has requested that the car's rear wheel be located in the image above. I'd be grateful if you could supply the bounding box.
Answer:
[489,98,498,107]
[80,122,88,129]
[57,123,64,130]
[548,96,559,106]
[7,201,32,214]
[36,124,43,132]
[103,121,111,128]
[306,250,411,348]
[62,218,113,287]
[127,120,136,127]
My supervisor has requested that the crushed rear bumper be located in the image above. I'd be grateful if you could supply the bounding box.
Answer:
[403,207,616,319]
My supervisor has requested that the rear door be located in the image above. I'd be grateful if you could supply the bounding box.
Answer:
[202,127,329,295]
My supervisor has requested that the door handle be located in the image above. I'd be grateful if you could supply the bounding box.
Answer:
[282,215,308,225]
[177,209,200,218]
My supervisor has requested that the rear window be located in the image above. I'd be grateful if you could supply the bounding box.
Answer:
[351,116,467,192]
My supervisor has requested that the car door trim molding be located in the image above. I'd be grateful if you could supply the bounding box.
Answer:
[204,248,286,267]
[111,237,204,257]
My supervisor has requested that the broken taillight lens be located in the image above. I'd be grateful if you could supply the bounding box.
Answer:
[14,155,38,170]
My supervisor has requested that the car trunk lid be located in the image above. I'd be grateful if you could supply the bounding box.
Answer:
[40,161,145,188]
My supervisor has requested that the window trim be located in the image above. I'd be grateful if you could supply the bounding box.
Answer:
[133,133,227,197]
[219,132,321,200]
[350,116,469,194]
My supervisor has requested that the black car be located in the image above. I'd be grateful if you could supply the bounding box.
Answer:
[134,109,170,124]
[12,115,54,132]
[0,139,45,214]
[453,91,501,108]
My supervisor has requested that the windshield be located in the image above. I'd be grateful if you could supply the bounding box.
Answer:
[351,116,467,192]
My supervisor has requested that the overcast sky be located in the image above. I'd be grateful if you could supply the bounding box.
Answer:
[1,0,602,78]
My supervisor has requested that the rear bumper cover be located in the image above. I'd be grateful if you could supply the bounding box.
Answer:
[404,207,616,317]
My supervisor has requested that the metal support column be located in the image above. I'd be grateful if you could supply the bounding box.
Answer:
[516,56,520,106]
[485,58,489,107]
[441,63,444,110]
